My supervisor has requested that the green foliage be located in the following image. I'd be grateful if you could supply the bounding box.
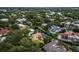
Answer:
[0,21,9,28]
[43,36,52,44]
[19,37,31,47]
[10,24,19,30]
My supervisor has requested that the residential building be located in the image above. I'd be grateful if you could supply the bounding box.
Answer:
[0,18,9,22]
[0,28,9,36]
[16,18,27,24]
[58,31,79,42]
[0,28,9,42]
[48,25,61,34]
[31,31,44,44]
[72,20,79,27]
[42,40,66,52]
[17,24,26,30]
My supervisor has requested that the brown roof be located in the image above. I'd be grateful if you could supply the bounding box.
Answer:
[0,28,8,35]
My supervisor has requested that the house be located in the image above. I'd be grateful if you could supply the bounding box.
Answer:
[0,28,8,42]
[72,20,79,27]
[17,24,26,30]
[46,15,50,18]
[58,31,79,42]
[48,25,61,34]
[58,31,73,41]
[30,31,44,44]
[64,17,68,19]
[0,9,7,12]
[42,40,66,52]
[57,12,62,16]
[64,22,71,28]
[50,12,55,15]
[28,29,34,36]
[60,21,71,28]
[0,18,9,22]
[16,18,27,24]
[74,32,79,39]
[50,19,54,21]
[0,28,9,36]
[41,23,47,27]
[0,36,6,42]
[11,13,17,17]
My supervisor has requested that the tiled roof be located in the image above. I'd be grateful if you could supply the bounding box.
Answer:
[0,28,8,35]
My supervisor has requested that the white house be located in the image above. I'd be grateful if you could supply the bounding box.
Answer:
[0,35,6,42]
[64,21,71,28]
[17,24,26,30]
[41,23,47,27]
[72,20,79,27]
[50,11,55,15]
[57,12,62,16]
[28,29,34,36]
[0,37,6,42]
[0,18,9,22]
[16,18,27,24]
[50,19,54,21]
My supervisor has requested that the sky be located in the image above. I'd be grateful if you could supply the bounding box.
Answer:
[0,0,79,7]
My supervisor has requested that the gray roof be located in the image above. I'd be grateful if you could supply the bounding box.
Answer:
[42,41,66,52]
[48,25,61,33]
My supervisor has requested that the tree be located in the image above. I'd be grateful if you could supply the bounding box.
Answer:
[9,24,19,30]
[19,37,31,47]
[0,21,9,28]
[6,30,24,45]
[43,36,52,44]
